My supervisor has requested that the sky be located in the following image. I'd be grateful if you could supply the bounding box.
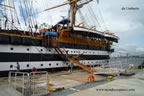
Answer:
[96,0,144,56]
[1,0,144,56]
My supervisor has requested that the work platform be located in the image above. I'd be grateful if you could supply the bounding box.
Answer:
[92,67,126,75]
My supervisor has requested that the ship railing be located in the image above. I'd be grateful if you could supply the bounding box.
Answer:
[0,19,21,30]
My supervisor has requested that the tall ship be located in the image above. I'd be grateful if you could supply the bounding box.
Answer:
[0,0,119,74]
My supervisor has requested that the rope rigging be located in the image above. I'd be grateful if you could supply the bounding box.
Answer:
[97,7,108,30]
[7,0,14,29]
[3,0,8,29]
[24,0,33,32]
[12,0,21,27]
[31,0,38,32]
[19,0,27,26]
[87,3,103,31]
[77,8,90,27]
[0,0,107,32]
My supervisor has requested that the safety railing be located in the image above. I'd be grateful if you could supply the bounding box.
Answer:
[92,61,125,75]
[8,71,48,96]
[8,72,29,95]
[30,71,48,95]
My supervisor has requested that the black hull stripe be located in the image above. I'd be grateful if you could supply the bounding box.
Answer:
[57,42,109,51]
[0,52,109,62]
[0,34,112,51]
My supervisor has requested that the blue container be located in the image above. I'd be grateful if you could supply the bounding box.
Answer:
[45,31,57,37]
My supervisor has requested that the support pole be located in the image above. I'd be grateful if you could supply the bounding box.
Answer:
[48,80,50,93]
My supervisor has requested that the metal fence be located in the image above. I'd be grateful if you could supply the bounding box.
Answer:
[8,71,48,96]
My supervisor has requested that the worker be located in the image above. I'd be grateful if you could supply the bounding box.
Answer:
[16,62,20,72]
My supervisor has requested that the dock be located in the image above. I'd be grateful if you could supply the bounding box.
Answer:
[0,87,23,96]
[0,69,144,96]
[68,70,144,96]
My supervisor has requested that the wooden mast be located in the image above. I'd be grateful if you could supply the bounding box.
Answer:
[44,0,92,27]
[70,0,76,27]
[70,0,93,27]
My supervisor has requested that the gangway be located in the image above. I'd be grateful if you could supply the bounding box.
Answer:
[54,47,93,75]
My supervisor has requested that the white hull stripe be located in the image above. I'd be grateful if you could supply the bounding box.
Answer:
[0,60,109,71]
[0,44,111,55]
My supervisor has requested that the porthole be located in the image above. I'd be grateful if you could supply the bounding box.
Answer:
[56,63,58,66]
[71,51,73,53]
[27,48,29,51]
[66,63,68,65]
[10,48,14,50]
[41,49,43,51]
[41,64,43,66]
[49,49,51,52]
[10,65,13,68]
[49,64,51,66]
[27,64,29,67]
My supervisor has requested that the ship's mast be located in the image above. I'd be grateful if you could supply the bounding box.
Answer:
[44,0,92,27]
[70,0,93,27]
[70,1,76,27]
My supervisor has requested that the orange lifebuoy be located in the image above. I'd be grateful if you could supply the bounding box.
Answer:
[87,74,94,82]
[32,67,37,72]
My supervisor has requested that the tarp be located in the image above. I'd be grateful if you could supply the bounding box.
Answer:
[57,19,70,24]
[45,31,57,36]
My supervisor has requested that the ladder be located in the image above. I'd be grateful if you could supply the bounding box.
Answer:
[54,47,93,75]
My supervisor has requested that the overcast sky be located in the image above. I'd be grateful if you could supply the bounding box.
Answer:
[1,0,144,56]
[97,0,144,56]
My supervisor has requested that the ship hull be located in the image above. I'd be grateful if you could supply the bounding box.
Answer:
[0,44,110,73]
